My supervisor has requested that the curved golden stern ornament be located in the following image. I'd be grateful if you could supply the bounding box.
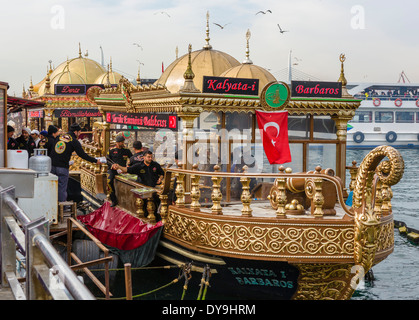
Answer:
[352,145,404,278]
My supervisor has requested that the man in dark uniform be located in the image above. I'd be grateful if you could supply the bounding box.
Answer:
[128,141,144,167]
[16,127,37,157]
[39,125,60,156]
[106,135,132,207]
[7,125,18,150]
[113,151,164,219]
[50,123,100,202]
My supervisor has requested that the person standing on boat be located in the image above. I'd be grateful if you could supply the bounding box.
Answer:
[31,130,41,148]
[50,123,100,202]
[112,150,164,219]
[39,125,60,156]
[128,141,144,167]
[16,127,37,157]
[7,125,18,150]
[106,134,132,207]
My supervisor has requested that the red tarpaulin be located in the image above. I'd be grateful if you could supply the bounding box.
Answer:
[77,202,163,251]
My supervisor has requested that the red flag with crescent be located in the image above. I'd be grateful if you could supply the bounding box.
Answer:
[255,110,291,164]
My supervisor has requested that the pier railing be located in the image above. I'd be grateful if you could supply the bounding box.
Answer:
[0,185,95,300]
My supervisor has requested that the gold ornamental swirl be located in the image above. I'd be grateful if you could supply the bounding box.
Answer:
[352,145,404,277]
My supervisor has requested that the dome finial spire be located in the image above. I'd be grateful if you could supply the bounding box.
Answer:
[338,53,347,87]
[243,29,253,64]
[78,42,82,58]
[203,11,212,50]
[180,44,200,92]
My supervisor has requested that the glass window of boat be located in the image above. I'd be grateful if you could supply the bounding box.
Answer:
[395,111,414,123]
[288,115,310,140]
[308,143,336,172]
[416,112,419,123]
[313,115,337,140]
[350,111,372,123]
[375,111,394,123]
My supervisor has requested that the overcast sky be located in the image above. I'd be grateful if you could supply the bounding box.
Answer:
[1,0,418,96]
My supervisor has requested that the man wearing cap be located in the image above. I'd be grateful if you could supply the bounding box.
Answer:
[106,134,133,207]
[31,129,41,148]
[128,141,144,167]
[7,125,18,150]
[113,150,164,219]
[39,130,48,140]
[16,127,37,157]
[50,122,100,202]
[39,125,60,157]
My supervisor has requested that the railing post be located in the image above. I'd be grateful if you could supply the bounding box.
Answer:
[275,166,287,217]
[190,164,201,212]
[25,217,50,300]
[240,165,252,217]
[211,165,223,215]
[0,186,17,288]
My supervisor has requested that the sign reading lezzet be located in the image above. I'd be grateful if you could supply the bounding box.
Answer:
[291,81,342,98]
[203,76,259,96]
[106,112,178,130]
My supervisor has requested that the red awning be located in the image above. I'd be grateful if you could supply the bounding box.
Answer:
[7,96,45,113]
[77,202,163,251]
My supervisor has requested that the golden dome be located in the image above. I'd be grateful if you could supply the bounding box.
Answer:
[154,12,240,93]
[219,29,276,95]
[51,56,105,84]
[94,58,122,85]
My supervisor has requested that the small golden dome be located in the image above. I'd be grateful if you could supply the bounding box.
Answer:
[156,49,240,93]
[94,58,122,85]
[219,29,276,95]
[154,11,240,93]
[220,64,276,95]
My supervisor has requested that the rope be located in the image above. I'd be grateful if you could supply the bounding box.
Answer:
[180,263,192,300]
[95,265,186,300]
[78,264,179,273]
[197,264,211,300]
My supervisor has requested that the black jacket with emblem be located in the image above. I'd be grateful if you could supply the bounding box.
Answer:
[7,137,18,150]
[16,135,37,156]
[128,151,144,167]
[127,160,164,187]
[39,134,58,157]
[107,147,132,169]
[50,131,97,169]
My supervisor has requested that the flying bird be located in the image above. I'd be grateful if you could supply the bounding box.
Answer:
[277,24,289,33]
[213,22,230,29]
[256,10,272,15]
[154,11,170,17]
[133,43,143,50]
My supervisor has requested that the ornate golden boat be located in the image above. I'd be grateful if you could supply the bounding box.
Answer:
[63,40,405,299]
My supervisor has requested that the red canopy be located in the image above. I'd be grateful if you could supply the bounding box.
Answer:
[77,202,163,251]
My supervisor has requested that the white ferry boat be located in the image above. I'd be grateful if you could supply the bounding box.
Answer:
[346,82,419,149]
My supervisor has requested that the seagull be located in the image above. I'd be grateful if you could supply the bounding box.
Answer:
[154,11,170,17]
[133,43,143,50]
[277,24,289,33]
[256,10,272,15]
[213,22,230,29]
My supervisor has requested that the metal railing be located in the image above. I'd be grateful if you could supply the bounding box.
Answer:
[0,185,95,300]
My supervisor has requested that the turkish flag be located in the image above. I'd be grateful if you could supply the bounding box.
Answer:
[255,110,291,164]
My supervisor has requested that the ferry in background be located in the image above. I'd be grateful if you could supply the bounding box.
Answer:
[346,78,419,149]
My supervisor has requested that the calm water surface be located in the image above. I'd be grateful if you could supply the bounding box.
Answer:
[347,148,419,300]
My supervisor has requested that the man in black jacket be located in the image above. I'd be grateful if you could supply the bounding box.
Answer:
[16,127,36,157]
[112,151,164,219]
[50,123,100,202]
[128,140,144,167]
[7,125,18,150]
[39,125,60,156]
[106,134,132,207]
